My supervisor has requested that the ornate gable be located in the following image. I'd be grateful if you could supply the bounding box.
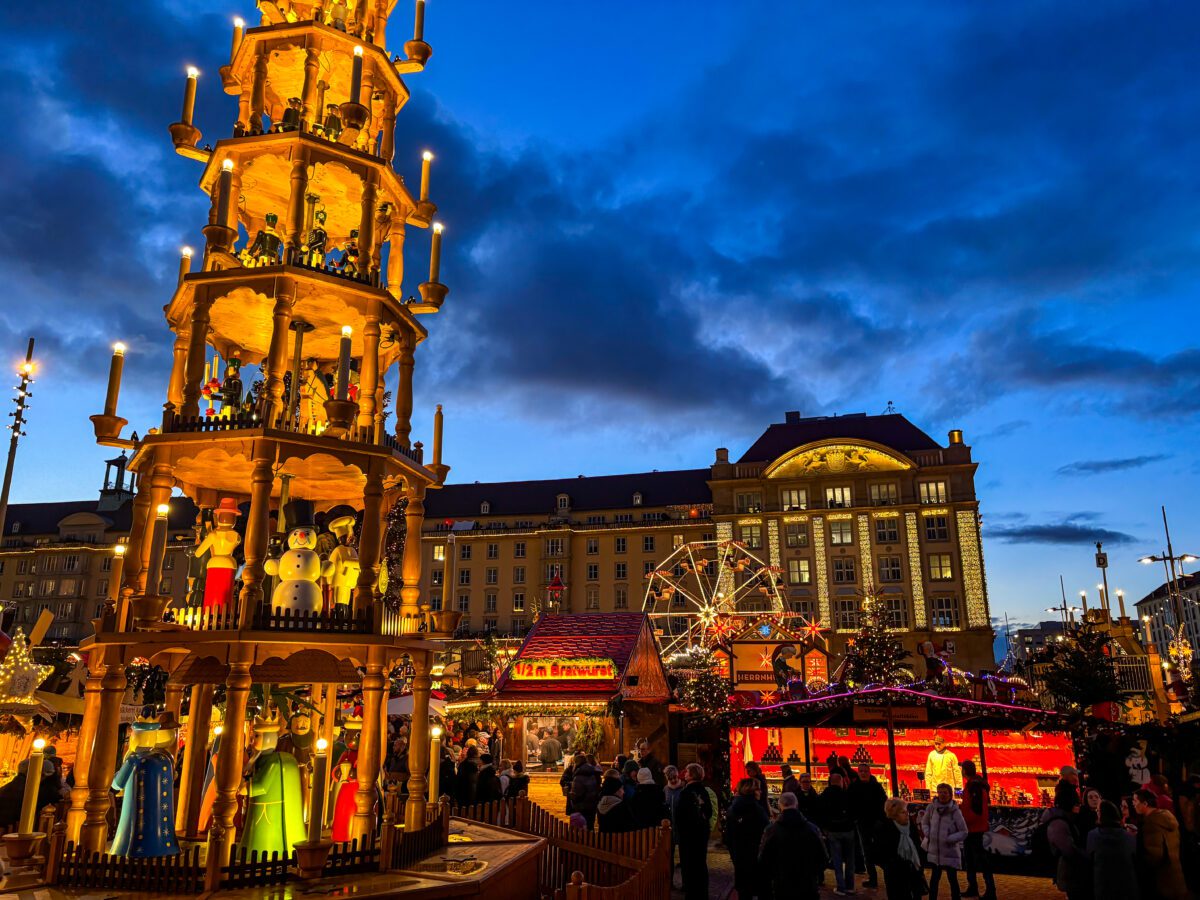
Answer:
[763,440,913,479]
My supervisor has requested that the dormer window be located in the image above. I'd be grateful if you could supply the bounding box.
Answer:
[480,501,491,515]
[632,492,643,507]
[10,522,20,534]
[556,494,570,511]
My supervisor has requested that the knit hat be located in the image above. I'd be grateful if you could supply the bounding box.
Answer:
[636,767,655,785]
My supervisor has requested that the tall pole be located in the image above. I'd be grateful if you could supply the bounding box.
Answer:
[0,338,35,540]
[1162,507,1186,626]
[1096,541,1114,618]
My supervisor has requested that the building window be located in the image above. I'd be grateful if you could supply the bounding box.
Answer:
[480,501,491,514]
[832,558,856,583]
[919,482,948,504]
[59,577,78,597]
[587,515,605,525]
[739,525,762,549]
[587,564,599,581]
[460,543,472,560]
[736,492,762,514]
[586,538,599,555]
[924,515,949,542]
[485,593,497,612]
[101,556,113,572]
[931,595,960,628]
[430,593,442,611]
[835,598,858,630]
[825,486,852,509]
[485,567,498,585]
[829,520,853,546]
[544,538,564,557]
[458,594,470,613]
[514,541,526,558]
[615,513,634,524]
[17,559,28,575]
[615,562,628,580]
[433,545,445,562]
[615,537,627,554]
[878,555,901,583]
[928,554,953,581]
[643,535,655,554]
[790,597,817,620]
[513,592,525,611]
[673,591,686,607]
[511,616,526,633]
[11,583,23,599]
[632,492,643,506]
[96,578,108,597]
[586,588,600,610]
[556,494,570,511]
[483,617,497,633]
[787,558,811,585]
[785,523,808,548]
[39,579,56,598]
[458,569,471,586]
[513,566,525,584]
[869,484,898,506]
[643,561,654,576]
[781,489,807,511]
[614,586,628,610]
[431,569,444,586]
[63,555,81,573]
[10,522,19,534]
[487,543,499,559]
[544,564,561,582]
[515,520,534,529]
[875,518,899,544]
[885,595,909,629]
[642,512,665,522]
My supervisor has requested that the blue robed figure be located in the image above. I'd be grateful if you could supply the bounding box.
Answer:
[109,716,180,858]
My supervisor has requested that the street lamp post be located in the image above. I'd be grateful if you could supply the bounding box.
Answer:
[0,338,35,540]
[1138,507,1198,682]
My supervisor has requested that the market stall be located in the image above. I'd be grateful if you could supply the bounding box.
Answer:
[448,613,671,766]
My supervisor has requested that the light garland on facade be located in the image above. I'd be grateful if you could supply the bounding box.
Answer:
[827,512,852,521]
[781,514,809,524]
[921,508,949,517]
[856,515,873,593]
[905,513,927,629]
[956,510,988,627]
[767,519,781,570]
[716,521,735,600]
[871,510,900,519]
[813,516,830,626]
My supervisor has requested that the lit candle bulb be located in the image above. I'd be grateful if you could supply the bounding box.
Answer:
[428,725,442,802]
[18,739,46,834]
[420,150,434,202]
[308,738,329,842]
[429,221,444,283]
[414,0,426,41]
[337,325,353,400]
[181,66,199,127]
[178,247,193,286]
[104,343,127,418]
[231,17,245,60]
[350,46,364,105]
[216,158,235,229]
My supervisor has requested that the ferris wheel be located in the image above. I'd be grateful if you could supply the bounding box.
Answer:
[643,539,799,658]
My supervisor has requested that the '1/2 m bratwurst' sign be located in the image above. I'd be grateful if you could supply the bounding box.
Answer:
[510,657,617,680]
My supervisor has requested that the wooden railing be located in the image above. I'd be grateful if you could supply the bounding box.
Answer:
[220,846,294,888]
[51,840,205,893]
[559,826,672,900]
[382,795,451,871]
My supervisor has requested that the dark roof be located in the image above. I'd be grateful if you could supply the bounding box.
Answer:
[1135,572,1200,606]
[4,496,199,536]
[424,469,710,518]
[493,612,651,697]
[737,413,941,463]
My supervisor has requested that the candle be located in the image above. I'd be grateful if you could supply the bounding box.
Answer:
[432,404,443,466]
[429,222,443,283]
[146,503,170,597]
[308,738,328,842]
[231,17,245,60]
[428,726,442,802]
[103,343,126,418]
[419,151,433,202]
[178,247,193,286]
[1143,615,1152,645]
[414,0,426,41]
[111,542,128,625]
[216,158,234,229]
[350,46,364,105]
[212,354,222,383]
[18,739,46,834]
[336,325,352,400]
[182,67,199,127]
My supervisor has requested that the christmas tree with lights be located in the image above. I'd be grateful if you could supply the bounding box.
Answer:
[843,589,910,687]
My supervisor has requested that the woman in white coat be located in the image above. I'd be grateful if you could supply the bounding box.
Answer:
[921,783,969,900]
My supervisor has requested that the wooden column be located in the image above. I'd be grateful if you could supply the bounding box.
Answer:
[379,92,397,161]
[239,445,276,618]
[176,683,215,839]
[352,462,384,614]
[250,48,268,133]
[120,474,154,618]
[394,332,414,447]
[166,327,191,413]
[139,462,175,594]
[263,284,295,426]
[286,155,308,257]
[352,651,386,840]
[300,47,320,130]
[181,298,213,417]
[65,652,105,843]
[357,307,380,430]
[359,172,379,276]
[400,481,425,616]
[385,217,405,298]
[209,658,251,867]
[373,373,386,443]
[80,663,127,852]
[404,651,432,829]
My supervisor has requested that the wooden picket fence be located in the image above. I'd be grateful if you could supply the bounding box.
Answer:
[557,826,671,900]
[383,796,451,871]
[52,840,205,893]
[326,834,381,875]
[220,845,295,888]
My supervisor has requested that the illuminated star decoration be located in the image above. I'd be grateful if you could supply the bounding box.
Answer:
[758,648,775,669]
[802,620,827,640]
[758,689,780,705]
[0,629,53,711]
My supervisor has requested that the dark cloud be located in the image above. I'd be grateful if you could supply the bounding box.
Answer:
[1057,455,1170,477]
[985,519,1139,547]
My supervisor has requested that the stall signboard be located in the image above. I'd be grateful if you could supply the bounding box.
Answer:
[730,619,828,693]
[509,657,616,680]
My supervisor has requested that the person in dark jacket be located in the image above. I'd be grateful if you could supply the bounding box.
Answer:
[635,739,665,787]
[505,759,530,799]
[475,753,502,802]
[621,759,640,801]
[1043,784,1090,900]
[598,775,634,833]
[725,778,769,900]
[848,763,887,889]
[454,746,479,807]
[1087,800,1138,900]
[745,761,771,818]
[630,767,668,829]
[676,763,713,900]
[780,764,800,798]
[822,772,858,894]
[759,791,826,900]
[959,761,995,900]
[874,797,925,900]
[437,746,456,803]
[569,753,601,830]
[795,771,822,825]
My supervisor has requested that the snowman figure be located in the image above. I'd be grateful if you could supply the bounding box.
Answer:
[264,500,323,614]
